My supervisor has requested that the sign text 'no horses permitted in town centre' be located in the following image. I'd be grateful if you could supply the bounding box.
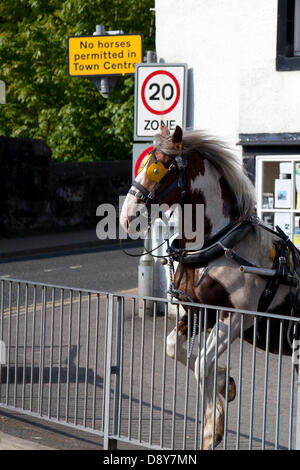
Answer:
[68,34,143,77]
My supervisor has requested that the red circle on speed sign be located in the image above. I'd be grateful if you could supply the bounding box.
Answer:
[134,145,154,178]
[141,70,180,116]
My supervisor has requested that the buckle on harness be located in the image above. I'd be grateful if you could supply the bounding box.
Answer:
[218,241,234,259]
[224,248,234,259]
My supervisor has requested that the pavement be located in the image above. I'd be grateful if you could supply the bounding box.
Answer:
[0,429,53,450]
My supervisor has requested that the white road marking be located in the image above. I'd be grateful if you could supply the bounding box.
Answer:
[69,265,82,270]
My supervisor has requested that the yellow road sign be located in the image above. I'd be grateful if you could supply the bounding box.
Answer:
[68,34,143,77]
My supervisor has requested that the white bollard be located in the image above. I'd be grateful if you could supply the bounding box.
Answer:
[138,236,154,317]
[152,215,179,316]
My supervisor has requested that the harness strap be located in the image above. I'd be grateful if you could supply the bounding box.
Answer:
[256,242,284,342]
[169,220,253,265]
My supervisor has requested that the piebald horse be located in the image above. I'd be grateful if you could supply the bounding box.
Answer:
[120,126,300,449]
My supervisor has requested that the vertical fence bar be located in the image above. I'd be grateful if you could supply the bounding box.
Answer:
[223,311,232,450]
[101,294,109,433]
[6,281,12,405]
[56,288,64,420]
[83,293,91,428]
[194,307,203,450]
[262,318,270,450]
[117,297,124,439]
[289,323,298,449]
[211,310,220,451]
[249,316,257,449]
[138,299,146,443]
[0,280,3,401]
[48,287,55,419]
[128,298,135,441]
[29,285,36,412]
[296,362,300,450]
[183,306,191,450]
[0,279,5,403]
[296,313,300,448]
[160,301,168,449]
[22,284,28,410]
[92,293,100,430]
[74,291,81,426]
[171,304,179,450]
[38,286,46,416]
[275,320,283,449]
[200,308,208,450]
[113,296,123,440]
[0,280,3,343]
[236,313,244,450]
[103,294,114,450]
[65,290,73,424]
[149,301,157,446]
[14,282,20,408]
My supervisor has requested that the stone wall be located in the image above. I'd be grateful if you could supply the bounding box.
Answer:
[0,136,131,236]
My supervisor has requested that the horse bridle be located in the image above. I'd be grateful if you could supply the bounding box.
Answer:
[128,149,188,208]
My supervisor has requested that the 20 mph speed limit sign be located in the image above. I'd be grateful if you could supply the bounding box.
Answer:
[134,64,188,141]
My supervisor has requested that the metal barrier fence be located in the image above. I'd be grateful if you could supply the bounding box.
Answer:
[0,277,300,450]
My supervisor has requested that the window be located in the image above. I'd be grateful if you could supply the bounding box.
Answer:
[276,0,300,70]
[256,155,300,247]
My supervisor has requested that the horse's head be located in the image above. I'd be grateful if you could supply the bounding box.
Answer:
[120,125,187,234]
[120,125,256,243]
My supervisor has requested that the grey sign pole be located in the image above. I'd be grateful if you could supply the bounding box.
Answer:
[91,25,120,98]
[137,51,157,318]
[0,81,5,105]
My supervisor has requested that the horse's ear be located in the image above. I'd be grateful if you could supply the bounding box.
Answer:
[171,125,183,145]
[161,125,170,138]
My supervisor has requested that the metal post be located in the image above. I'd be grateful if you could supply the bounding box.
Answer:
[138,235,154,317]
[112,297,123,446]
[137,52,158,317]
[296,366,300,449]
[0,80,5,105]
[91,25,120,98]
[103,294,115,450]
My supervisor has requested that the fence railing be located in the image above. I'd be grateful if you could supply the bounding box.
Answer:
[0,277,300,450]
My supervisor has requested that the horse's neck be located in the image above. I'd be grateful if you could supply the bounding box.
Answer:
[183,159,236,246]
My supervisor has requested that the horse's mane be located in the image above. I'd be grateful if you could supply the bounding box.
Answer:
[154,129,256,220]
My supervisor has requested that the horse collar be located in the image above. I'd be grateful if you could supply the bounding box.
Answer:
[168,219,253,266]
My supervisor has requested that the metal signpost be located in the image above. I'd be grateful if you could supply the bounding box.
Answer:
[134,63,188,141]
[0,80,5,104]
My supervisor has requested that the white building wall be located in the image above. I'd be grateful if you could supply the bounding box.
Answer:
[155,0,300,153]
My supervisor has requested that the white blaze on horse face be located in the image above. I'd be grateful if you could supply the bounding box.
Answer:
[190,161,231,235]
[120,169,146,233]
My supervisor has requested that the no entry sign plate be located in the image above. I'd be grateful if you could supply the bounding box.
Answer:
[134,64,188,141]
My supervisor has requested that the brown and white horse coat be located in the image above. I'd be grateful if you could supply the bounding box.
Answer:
[120,126,298,449]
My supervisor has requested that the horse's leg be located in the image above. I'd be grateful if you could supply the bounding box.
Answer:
[167,313,236,403]
[195,314,242,450]
[166,313,196,371]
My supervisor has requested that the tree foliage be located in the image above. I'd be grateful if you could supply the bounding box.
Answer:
[0,0,155,161]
